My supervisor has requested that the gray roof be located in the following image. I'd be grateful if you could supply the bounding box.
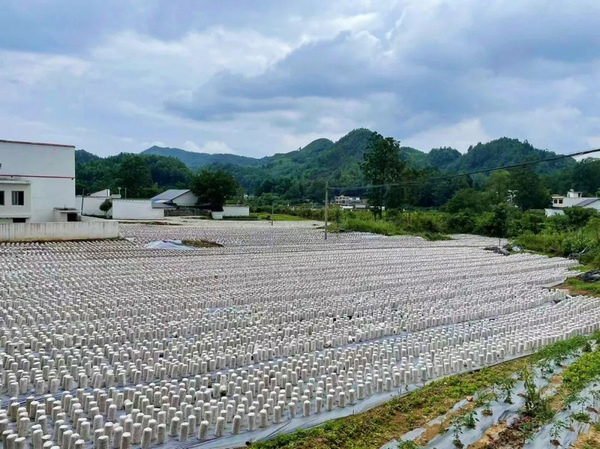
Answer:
[151,189,191,201]
[575,198,600,207]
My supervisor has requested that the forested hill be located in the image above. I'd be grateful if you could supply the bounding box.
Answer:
[141,146,263,168]
[75,129,577,200]
[139,131,573,176]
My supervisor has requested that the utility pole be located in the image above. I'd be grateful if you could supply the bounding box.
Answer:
[271,202,274,227]
[324,180,329,240]
[80,189,85,214]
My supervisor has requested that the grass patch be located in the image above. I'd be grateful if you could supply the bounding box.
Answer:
[181,239,223,248]
[563,335,600,393]
[339,218,450,241]
[562,278,600,297]
[267,214,312,221]
[226,213,311,222]
[569,265,594,272]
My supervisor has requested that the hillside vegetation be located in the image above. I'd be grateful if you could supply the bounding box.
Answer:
[77,129,578,205]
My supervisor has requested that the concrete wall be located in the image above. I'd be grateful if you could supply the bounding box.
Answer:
[0,221,119,241]
[0,141,76,222]
[112,199,164,220]
[77,196,110,216]
[222,205,250,217]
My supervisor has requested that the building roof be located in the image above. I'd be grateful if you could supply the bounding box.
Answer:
[0,139,75,148]
[151,189,191,201]
[575,198,600,207]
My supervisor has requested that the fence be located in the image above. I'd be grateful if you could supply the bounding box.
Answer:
[0,221,120,242]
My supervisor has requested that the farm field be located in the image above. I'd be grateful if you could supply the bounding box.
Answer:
[0,221,598,449]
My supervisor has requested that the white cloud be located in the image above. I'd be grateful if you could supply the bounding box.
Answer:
[1,0,600,158]
[183,140,234,154]
[404,119,493,153]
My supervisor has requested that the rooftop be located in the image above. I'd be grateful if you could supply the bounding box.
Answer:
[0,139,75,148]
[575,198,600,207]
[151,189,192,202]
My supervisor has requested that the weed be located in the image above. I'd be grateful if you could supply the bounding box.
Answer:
[549,418,569,446]
[450,415,464,448]
[522,367,550,419]
[475,392,496,416]
[397,441,421,449]
[563,346,600,393]
[462,411,479,429]
[590,389,600,410]
[571,412,591,423]
[496,377,517,404]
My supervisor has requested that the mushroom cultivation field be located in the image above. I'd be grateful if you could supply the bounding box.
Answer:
[0,221,598,449]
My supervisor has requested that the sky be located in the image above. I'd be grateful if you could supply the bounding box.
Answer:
[1,0,600,158]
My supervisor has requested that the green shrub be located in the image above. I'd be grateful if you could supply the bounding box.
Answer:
[342,218,398,236]
[446,212,476,234]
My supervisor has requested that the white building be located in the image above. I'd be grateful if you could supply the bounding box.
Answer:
[77,189,121,216]
[0,139,78,223]
[545,189,600,216]
[151,189,249,217]
[333,195,361,206]
[112,199,166,220]
[151,189,198,207]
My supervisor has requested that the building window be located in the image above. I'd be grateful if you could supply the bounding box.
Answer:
[0,191,4,206]
[559,199,563,205]
[11,191,24,206]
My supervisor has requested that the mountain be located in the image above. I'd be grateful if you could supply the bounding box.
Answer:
[75,130,576,202]
[141,133,573,180]
[75,149,101,164]
[141,146,263,168]
[451,138,574,175]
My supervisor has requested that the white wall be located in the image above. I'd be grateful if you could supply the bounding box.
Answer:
[0,221,119,241]
[222,205,250,217]
[0,181,32,220]
[0,140,76,222]
[545,208,564,217]
[173,191,198,207]
[112,199,164,220]
[77,196,110,216]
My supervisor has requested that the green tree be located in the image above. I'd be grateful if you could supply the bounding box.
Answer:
[510,166,551,211]
[427,147,461,169]
[485,170,511,204]
[361,134,406,219]
[563,207,598,228]
[572,159,600,195]
[117,154,154,198]
[99,199,112,217]
[191,169,239,209]
[475,203,510,239]
[445,189,490,214]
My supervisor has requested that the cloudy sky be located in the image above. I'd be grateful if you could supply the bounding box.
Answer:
[1,0,599,157]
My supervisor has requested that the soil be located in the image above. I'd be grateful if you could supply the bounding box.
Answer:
[181,239,224,248]
[414,402,475,446]
[551,282,599,297]
[468,420,510,449]
[571,425,600,449]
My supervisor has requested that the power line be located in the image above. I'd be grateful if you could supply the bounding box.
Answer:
[329,147,600,191]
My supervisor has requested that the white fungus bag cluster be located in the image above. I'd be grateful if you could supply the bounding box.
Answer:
[0,222,595,449]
